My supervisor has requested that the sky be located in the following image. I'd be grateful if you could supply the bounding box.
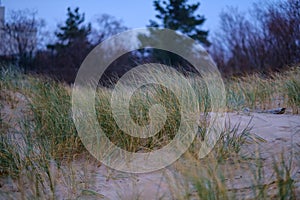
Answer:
[1,0,266,34]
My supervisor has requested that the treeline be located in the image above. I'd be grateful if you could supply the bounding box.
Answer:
[0,7,128,83]
[0,0,299,82]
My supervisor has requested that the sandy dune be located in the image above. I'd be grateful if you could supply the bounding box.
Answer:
[1,92,299,199]
[71,112,300,199]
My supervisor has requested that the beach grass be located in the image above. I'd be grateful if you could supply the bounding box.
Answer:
[0,64,299,199]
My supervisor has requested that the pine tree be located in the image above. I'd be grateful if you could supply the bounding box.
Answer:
[54,7,91,48]
[137,0,209,71]
[150,0,210,46]
[47,7,92,81]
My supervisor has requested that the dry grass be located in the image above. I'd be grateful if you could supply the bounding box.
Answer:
[0,64,299,199]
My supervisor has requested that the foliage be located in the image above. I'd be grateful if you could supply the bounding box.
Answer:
[150,0,210,46]
[52,7,91,48]
[136,0,210,68]
[47,7,92,80]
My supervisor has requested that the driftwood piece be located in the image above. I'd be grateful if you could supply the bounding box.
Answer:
[243,107,286,114]
[262,107,286,114]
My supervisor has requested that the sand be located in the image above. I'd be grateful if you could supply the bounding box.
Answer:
[1,92,299,199]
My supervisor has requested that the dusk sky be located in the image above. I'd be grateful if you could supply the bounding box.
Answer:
[1,0,269,35]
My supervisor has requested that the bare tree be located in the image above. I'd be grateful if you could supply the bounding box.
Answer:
[259,0,300,69]
[210,0,300,76]
[216,8,249,73]
[1,9,44,72]
[90,14,128,44]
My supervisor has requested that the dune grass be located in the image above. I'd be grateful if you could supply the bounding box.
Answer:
[225,66,300,113]
[0,64,299,199]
